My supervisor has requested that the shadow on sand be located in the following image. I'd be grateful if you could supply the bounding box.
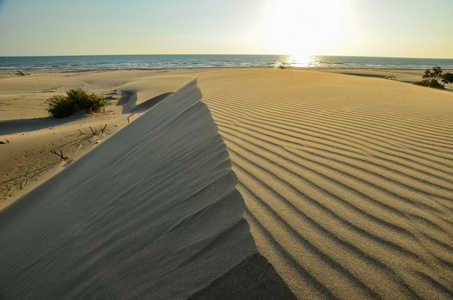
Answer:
[0,114,86,135]
[117,91,173,114]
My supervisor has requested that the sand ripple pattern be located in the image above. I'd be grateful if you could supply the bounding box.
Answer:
[0,80,259,299]
[201,70,453,299]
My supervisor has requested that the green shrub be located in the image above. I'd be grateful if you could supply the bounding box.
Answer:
[46,95,78,118]
[413,79,444,89]
[46,89,107,118]
[413,66,453,89]
[66,89,106,112]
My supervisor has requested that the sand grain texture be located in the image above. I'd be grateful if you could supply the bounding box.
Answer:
[1,69,452,299]
[0,79,294,299]
[0,70,205,208]
[200,69,453,299]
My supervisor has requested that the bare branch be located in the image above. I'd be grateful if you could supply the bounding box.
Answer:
[89,127,98,136]
[50,148,68,160]
[385,75,397,81]
[77,129,86,137]
[100,124,107,133]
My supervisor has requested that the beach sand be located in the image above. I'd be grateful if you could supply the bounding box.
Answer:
[0,68,452,299]
[0,69,206,209]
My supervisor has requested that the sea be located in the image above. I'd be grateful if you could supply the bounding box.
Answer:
[1,55,453,71]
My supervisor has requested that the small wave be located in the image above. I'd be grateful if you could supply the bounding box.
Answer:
[1,55,453,71]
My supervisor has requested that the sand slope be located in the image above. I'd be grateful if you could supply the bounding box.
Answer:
[0,78,293,299]
[200,69,453,299]
[0,69,204,209]
[1,68,452,299]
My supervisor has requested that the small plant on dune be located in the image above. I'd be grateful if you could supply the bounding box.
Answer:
[413,66,453,89]
[66,89,106,113]
[46,89,107,118]
[46,95,78,118]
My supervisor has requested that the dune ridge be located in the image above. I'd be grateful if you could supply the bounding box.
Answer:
[1,68,452,299]
[0,79,293,299]
[0,69,206,208]
[200,69,453,299]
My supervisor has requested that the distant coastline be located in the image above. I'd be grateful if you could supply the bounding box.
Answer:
[1,54,453,71]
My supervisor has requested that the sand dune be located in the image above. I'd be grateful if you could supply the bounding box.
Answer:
[117,90,173,113]
[0,77,293,299]
[200,69,453,299]
[1,68,452,299]
[0,69,204,208]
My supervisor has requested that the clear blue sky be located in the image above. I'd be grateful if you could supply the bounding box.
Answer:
[0,0,452,58]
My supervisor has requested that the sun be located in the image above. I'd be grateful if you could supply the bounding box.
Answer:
[263,0,347,56]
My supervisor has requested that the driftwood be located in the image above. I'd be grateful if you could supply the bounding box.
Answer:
[385,75,397,81]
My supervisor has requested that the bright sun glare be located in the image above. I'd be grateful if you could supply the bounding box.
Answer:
[266,0,346,56]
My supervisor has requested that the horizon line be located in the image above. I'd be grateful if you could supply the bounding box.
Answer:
[1,54,453,60]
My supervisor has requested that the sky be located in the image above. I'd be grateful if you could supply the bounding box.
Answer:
[0,0,452,58]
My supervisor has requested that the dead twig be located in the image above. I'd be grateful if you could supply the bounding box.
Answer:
[77,129,86,137]
[50,148,68,161]
[127,114,135,124]
[89,126,99,136]
[100,124,107,133]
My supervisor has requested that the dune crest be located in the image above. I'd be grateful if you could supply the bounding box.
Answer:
[0,79,293,299]
[2,68,452,299]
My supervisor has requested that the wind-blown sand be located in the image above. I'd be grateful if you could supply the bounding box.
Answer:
[1,68,452,299]
[201,69,453,299]
[0,69,205,209]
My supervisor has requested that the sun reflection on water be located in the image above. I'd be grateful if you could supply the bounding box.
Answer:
[275,55,318,68]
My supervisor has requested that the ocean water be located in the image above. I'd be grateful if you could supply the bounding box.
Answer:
[1,55,453,71]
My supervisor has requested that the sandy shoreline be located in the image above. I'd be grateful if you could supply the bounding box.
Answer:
[1,68,452,299]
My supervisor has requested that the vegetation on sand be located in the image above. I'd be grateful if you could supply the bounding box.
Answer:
[413,66,453,89]
[46,89,107,118]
